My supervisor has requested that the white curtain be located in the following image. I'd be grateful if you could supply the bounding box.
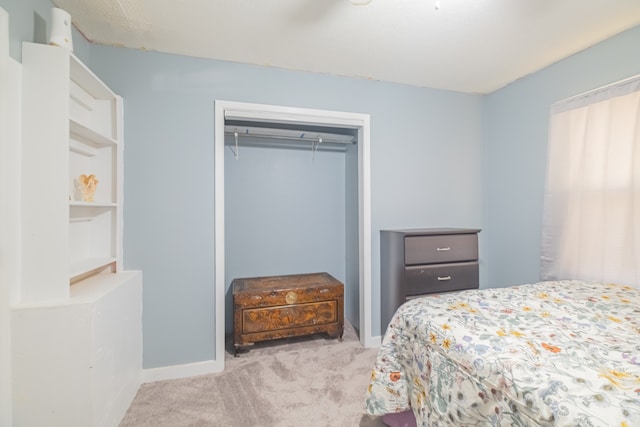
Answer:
[541,75,640,287]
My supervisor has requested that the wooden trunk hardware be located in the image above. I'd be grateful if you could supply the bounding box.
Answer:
[233,272,344,355]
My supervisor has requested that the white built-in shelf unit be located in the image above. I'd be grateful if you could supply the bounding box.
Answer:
[21,42,123,303]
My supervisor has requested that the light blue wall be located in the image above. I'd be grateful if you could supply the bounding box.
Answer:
[88,45,485,368]
[484,25,640,289]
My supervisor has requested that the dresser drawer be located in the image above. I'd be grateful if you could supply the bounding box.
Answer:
[405,262,478,296]
[404,233,478,265]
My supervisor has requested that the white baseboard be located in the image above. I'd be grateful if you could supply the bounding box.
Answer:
[141,334,380,384]
[142,359,224,383]
[365,335,382,348]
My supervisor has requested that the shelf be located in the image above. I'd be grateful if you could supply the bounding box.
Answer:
[69,201,117,208]
[70,118,117,150]
[69,139,97,156]
[69,257,117,282]
[69,203,116,223]
[69,53,116,100]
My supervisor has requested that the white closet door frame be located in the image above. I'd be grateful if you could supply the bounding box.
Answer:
[214,100,373,371]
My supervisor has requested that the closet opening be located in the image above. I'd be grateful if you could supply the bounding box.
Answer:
[214,101,372,371]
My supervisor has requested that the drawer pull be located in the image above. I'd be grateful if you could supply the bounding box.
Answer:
[436,247,451,252]
[285,291,297,304]
[437,276,452,281]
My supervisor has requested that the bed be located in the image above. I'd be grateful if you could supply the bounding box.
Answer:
[364,280,640,426]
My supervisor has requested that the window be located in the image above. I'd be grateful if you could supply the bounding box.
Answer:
[541,76,640,287]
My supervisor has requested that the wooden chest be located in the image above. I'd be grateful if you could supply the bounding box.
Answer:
[233,272,344,354]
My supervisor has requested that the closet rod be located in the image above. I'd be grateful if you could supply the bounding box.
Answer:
[224,125,356,145]
[223,131,355,145]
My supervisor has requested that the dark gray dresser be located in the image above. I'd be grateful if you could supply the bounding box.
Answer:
[380,228,480,333]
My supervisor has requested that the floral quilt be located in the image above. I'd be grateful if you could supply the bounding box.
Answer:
[364,280,640,426]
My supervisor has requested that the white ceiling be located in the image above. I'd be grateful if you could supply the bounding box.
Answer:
[52,0,640,94]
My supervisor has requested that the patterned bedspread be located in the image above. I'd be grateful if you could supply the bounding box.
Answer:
[364,280,640,426]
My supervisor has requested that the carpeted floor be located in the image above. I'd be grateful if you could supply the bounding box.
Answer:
[119,323,386,427]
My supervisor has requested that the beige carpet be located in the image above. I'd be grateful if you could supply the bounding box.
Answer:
[119,323,386,427]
